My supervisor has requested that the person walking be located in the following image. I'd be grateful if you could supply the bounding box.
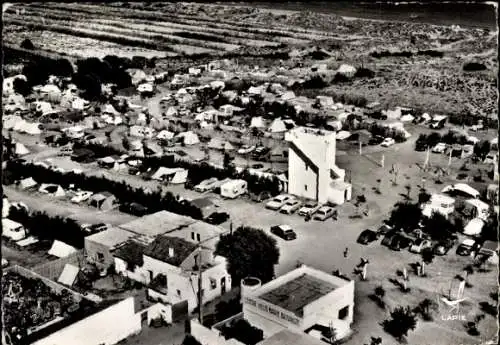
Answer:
[343,247,349,258]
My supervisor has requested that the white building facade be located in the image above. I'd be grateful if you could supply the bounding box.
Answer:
[286,127,351,204]
[242,265,355,340]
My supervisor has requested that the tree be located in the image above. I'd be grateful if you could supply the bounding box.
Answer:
[365,337,383,345]
[220,319,263,345]
[414,298,439,321]
[20,38,35,50]
[215,227,280,285]
[382,306,418,341]
[13,78,32,96]
[473,140,491,161]
[182,335,202,345]
[389,202,422,232]
[417,189,431,204]
[422,212,457,241]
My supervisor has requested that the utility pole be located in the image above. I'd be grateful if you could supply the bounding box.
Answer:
[194,229,231,325]
[197,248,203,324]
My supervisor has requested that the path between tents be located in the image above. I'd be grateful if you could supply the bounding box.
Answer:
[3,186,137,226]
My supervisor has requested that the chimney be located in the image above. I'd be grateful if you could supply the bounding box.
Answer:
[168,247,174,258]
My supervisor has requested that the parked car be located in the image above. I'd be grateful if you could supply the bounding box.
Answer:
[252,146,270,161]
[433,239,456,255]
[377,224,393,236]
[381,231,399,247]
[389,234,412,251]
[205,212,230,225]
[298,201,321,217]
[279,199,302,214]
[368,135,384,146]
[432,142,447,153]
[71,190,93,203]
[456,238,478,256]
[87,223,110,234]
[120,202,149,216]
[409,239,433,253]
[58,145,73,157]
[238,145,255,155]
[194,178,219,193]
[313,206,335,221]
[265,195,292,210]
[380,138,395,147]
[270,225,297,241]
[357,229,378,245]
[470,123,484,132]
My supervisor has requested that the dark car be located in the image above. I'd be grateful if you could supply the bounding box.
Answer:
[434,241,453,256]
[357,229,378,245]
[377,224,393,236]
[252,147,270,161]
[381,231,398,247]
[270,225,297,241]
[414,137,429,151]
[205,212,230,225]
[389,236,404,251]
[71,148,95,163]
[120,202,149,216]
[368,135,385,146]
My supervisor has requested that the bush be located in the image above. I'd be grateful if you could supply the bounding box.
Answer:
[463,62,487,71]
[355,67,375,78]
[20,38,34,50]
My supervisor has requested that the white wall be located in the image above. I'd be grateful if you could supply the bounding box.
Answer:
[288,149,318,200]
[32,297,141,345]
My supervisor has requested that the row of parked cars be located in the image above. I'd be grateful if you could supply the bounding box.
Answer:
[265,194,337,221]
[357,224,497,259]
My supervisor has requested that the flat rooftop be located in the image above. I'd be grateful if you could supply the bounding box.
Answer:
[119,210,197,237]
[85,227,137,249]
[258,273,336,317]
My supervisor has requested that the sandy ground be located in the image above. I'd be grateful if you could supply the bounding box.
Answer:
[5,121,498,345]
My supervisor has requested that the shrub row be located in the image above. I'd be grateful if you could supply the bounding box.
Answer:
[8,206,85,248]
[4,160,203,220]
[370,49,444,58]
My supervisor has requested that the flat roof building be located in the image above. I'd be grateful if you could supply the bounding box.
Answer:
[84,227,138,269]
[242,265,354,340]
[119,210,197,240]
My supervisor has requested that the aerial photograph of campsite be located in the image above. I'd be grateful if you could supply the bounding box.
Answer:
[1,1,498,345]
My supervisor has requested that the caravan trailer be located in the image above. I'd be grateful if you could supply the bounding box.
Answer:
[2,219,27,241]
[220,179,248,199]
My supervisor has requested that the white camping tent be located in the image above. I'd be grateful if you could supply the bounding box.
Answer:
[103,104,120,116]
[400,114,414,122]
[337,64,357,77]
[157,130,175,140]
[250,116,266,128]
[35,101,53,115]
[208,138,225,150]
[224,142,235,151]
[463,218,485,236]
[57,264,79,287]
[3,115,23,130]
[442,183,480,198]
[336,131,351,140]
[19,177,37,190]
[165,106,178,117]
[152,167,188,184]
[15,143,30,156]
[177,131,199,145]
[39,184,66,197]
[269,118,287,133]
[48,240,78,258]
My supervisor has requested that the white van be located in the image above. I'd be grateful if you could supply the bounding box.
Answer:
[220,179,248,199]
[2,219,27,241]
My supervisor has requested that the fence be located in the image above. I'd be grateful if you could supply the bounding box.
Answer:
[32,250,86,281]
[6,265,86,302]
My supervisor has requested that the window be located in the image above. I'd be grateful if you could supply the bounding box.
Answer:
[177,289,181,297]
[197,234,201,242]
[338,306,349,320]
[96,253,105,263]
[305,184,308,191]
[191,232,195,240]
[210,278,217,290]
